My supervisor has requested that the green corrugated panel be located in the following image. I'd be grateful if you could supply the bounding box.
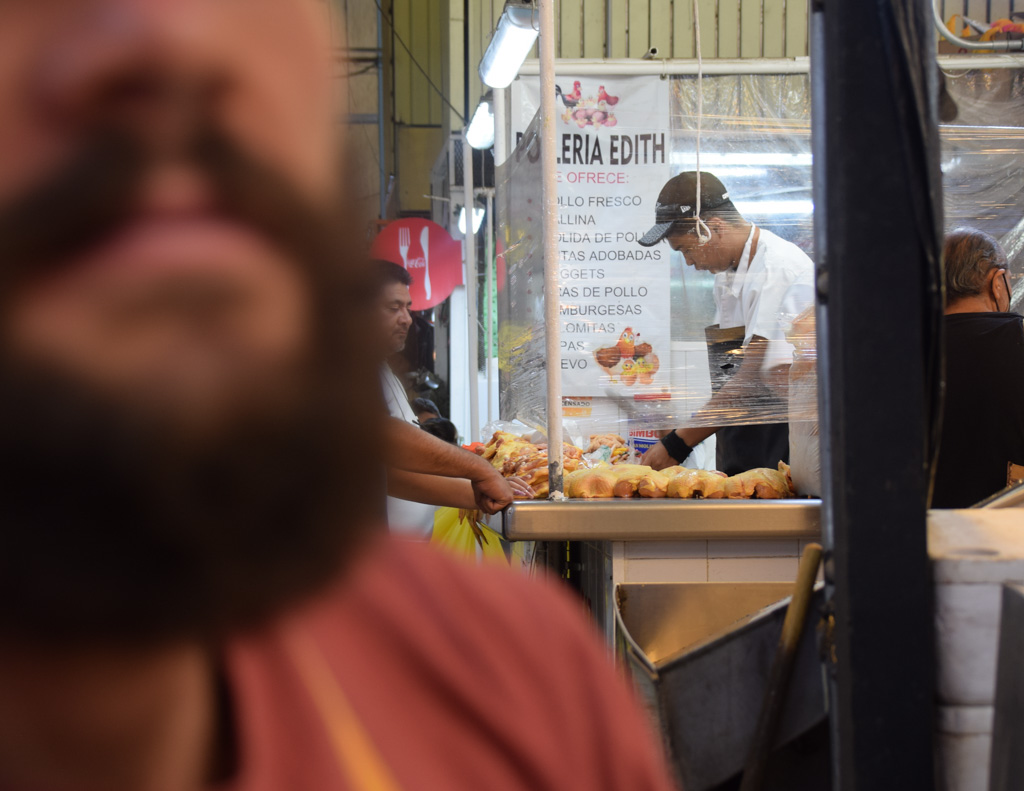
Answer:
[428,0,443,125]
[455,0,815,77]
[698,0,719,58]
[762,0,785,57]
[410,0,430,123]
[582,0,607,58]
[447,13,465,129]
[673,0,696,58]
[562,0,584,58]
[740,0,762,57]
[393,0,412,123]
[629,0,652,57]
[718,0,741,58]
[608,0,628,58]
[786,0,808,57]
[552,0,560,55]
[649,0,673,58]
[468,0,482,115]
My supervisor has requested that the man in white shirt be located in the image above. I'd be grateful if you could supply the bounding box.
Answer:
[375,261,527,538]
[377,262,435,537]
[637,172,814,474]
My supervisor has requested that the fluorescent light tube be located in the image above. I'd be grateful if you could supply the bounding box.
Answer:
[458,206,486,234]
[466,99,495,150]
[479,4,539,89]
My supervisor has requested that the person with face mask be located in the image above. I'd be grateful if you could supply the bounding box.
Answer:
[0,4,676,790]
[932,227,1024,507]
[637,171,815,475]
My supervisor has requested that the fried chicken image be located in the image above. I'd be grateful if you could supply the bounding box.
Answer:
[594,345,622,372]
[616,327,636,360]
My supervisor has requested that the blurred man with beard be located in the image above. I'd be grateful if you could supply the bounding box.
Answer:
[0,3,675,791]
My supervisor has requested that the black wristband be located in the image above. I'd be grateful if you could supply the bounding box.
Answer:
[660,431,693,463]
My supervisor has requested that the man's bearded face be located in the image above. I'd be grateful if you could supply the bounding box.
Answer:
[0,1,382,642]
[0,0,340,424]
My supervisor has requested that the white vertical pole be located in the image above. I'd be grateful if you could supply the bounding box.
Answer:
[493,87,508,166]
[485,190,495,425]
[463,133,480,443]
[538,0,563,497]
[448,286,470,436]
[491,87,507,427]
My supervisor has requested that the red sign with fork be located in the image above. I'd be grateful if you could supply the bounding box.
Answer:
[370,219,464,311]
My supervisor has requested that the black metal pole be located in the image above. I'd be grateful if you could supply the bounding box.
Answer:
[812,0,942,788]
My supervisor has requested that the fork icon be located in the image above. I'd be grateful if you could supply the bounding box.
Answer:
[398,227,411,272]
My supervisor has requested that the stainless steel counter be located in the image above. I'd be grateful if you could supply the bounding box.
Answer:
[499,498,822,541]
[976,481,1024,509]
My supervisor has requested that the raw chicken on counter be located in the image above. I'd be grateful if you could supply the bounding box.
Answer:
[478,432,797,500]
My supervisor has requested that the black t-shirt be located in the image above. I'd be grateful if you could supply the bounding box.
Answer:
[932,312,1024,508]
[717,423,789,477]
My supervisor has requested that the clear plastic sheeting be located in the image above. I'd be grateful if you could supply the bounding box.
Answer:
[941,67,1024,311]
[788,306,820,496]
[496,113,547,430]
[496,68,1024,457]
[498,73,817,453]
[667,75,813,341]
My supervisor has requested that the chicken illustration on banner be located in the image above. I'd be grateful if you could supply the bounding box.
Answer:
[555,80,582,108]
[558,79,620,129]
[593,327,660,387]
[597,86,619,106]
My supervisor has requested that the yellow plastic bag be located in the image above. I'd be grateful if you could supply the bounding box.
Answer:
[431,507,508,564]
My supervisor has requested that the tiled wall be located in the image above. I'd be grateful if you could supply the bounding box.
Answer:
[580,536,818,643]
[621,537,809,582]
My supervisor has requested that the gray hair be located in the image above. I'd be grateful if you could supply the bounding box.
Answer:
[944,227,1007,306]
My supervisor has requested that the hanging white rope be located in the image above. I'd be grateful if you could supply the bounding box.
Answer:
[692,0,711,243]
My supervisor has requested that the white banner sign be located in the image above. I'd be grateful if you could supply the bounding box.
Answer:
[511,75,672,397]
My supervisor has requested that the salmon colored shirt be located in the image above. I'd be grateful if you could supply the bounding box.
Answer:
[219,537,678,791]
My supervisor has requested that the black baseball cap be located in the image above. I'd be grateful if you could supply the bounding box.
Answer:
[638,171,731,247]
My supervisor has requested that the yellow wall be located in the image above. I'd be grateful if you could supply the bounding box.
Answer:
[329,0,386,237]
[381,0,447,215]
[390,0,447,125]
